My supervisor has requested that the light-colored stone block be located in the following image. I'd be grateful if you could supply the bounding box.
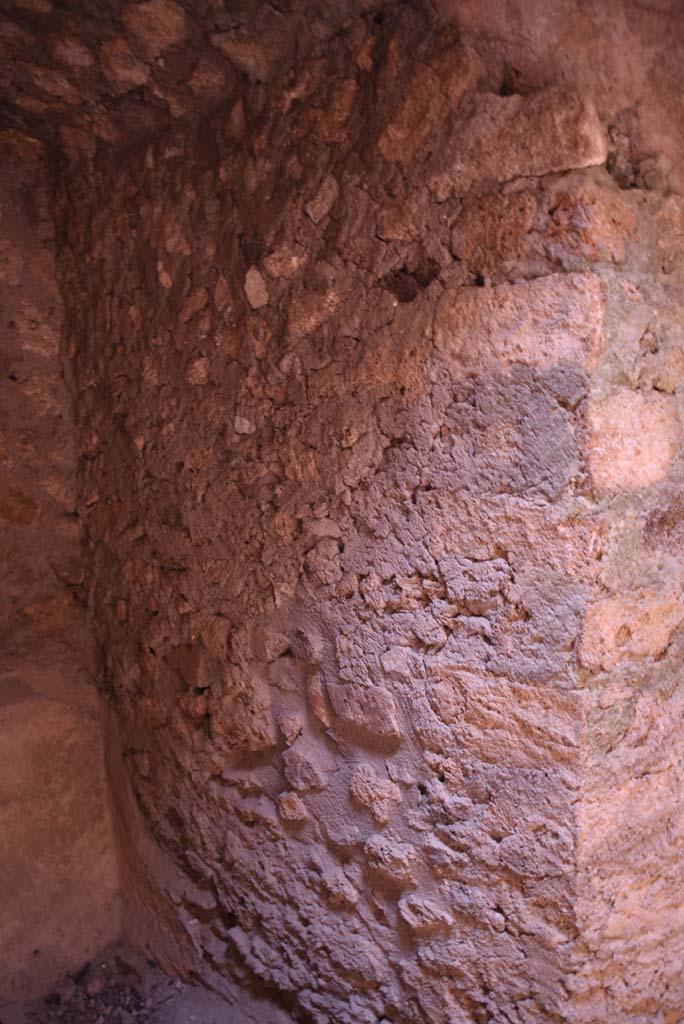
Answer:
[588,390,679,492]
[434,273,604,374]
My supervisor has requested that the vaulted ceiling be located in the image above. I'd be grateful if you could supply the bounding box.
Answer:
[2,0,684,198]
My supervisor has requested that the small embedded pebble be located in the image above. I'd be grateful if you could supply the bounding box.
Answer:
[85,973,106,998]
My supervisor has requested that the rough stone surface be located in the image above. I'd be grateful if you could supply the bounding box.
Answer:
[0,696,118,1002]
[0,146,120,1002]
[3,2,684,1022]
[10,941,294,1024]
[427,89,607,199]
[581,589,684,671]
[587,390,679,491]
[45,2,684,1019]
[434,273,605,375]
[2,0,684,198]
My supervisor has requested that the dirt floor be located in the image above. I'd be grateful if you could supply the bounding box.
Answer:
[0,944,235,1024]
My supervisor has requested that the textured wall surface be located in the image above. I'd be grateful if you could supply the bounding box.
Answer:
[51,4,684,1022]
[572,191,684,1020]
[1,0,683,1019]
[2,0,684,193]
[0,143,121,1001]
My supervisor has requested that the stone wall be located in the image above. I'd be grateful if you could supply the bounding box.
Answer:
[572,189,684,1018]
[54,6,684,1021]
[0,142,120,1002]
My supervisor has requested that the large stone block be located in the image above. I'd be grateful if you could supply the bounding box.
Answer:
[587,390,679,492]
[429,88,606,198]
[434,273,604,375]
[580,588,684,672]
